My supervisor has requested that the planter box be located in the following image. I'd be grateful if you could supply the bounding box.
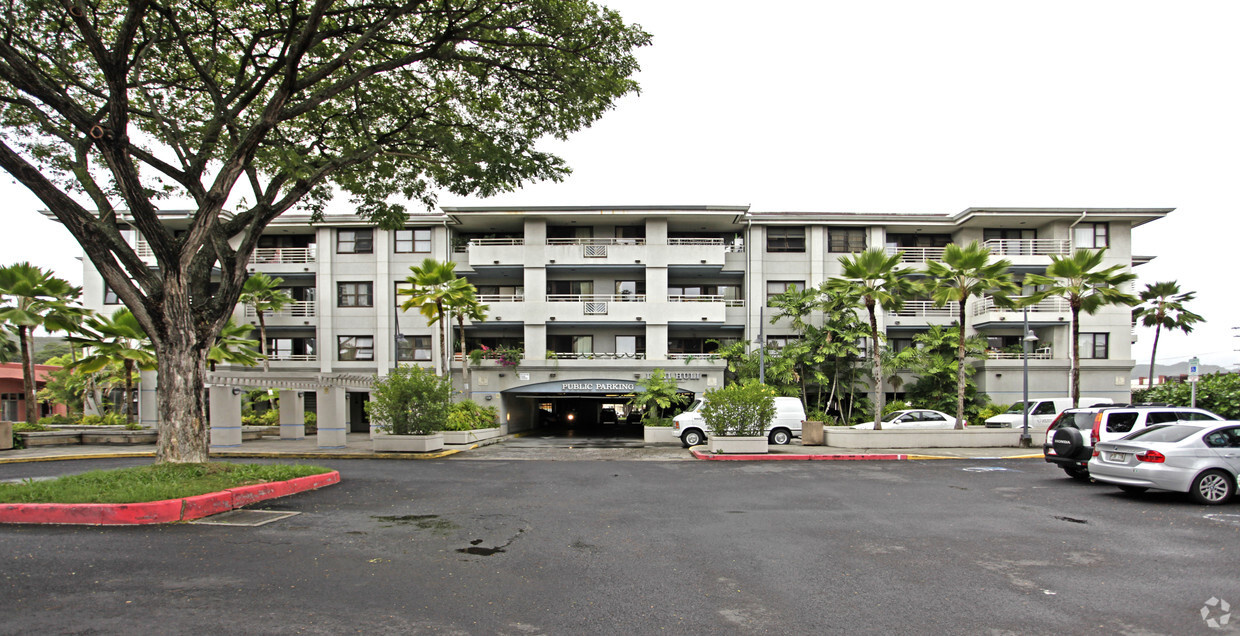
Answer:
[0,421,10,450]
[802,420,825,446]
[442,427,502,445]
[823,427,1046,449]
[15,431,82,446]
[707,435,769,454]
[373,432,444,453]
[80,430,157,445]
[643,426,679,445]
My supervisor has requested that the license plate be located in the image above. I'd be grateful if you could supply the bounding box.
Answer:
[1107,452,1126,462]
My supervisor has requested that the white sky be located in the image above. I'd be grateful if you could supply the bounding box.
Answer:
[2,0,1236,367]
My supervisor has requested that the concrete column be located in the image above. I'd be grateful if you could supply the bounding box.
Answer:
[278,390,305,439]
[138,370,158,429]
[208,385,243,448]
[315,385,347,448]
[646,323,669,361]
[317,226,334,374]
[375,229,392,372]
[523,323,546,360]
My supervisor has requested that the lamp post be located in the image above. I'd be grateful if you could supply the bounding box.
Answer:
[1020,305,1039,448]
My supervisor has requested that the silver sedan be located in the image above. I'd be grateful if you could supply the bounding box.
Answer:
[1089,422,1240,505]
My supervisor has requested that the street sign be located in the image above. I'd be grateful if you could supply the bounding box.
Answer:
[1189,375,1199,383]
[1189,356,1200,375]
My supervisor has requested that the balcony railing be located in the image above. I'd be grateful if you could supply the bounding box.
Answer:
[985,348,1053,360]
[894,300,954,317]
[668,294,724,303]
[885,246,946,263]
[252,247,316,264]
[982,239,1071,257]
[548,352,646,360]
[667,237,745,253]
[267,353,318,362]
[667,353,722,360]
[457,238,525,253]
[546,238,647,246]
[245,301,316,318]
[476,294,524,303]
[972,296,1069,316]
[546,294,645,303]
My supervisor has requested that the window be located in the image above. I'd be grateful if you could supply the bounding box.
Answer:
[766,226,805,253]
[766,335,801,349]
[395,228,432,253]
[1032,401,1058,416]
[766,280,804,305]
[337,228,373,254]
[1105,412,1138,434]
[547,280,593,295]
[889,337,915,353]
[1080,333,1109,359]
[615,280,645,299]
[0,393,20,422]
[337,336,374,361]
[616,335,645,357]
[397,335,432,361]
[1073,222,1109,249]
[828,228,866,253]
[103,285,120,305]
[337,282,374,307]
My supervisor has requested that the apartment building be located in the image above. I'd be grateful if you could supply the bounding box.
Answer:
[80,205,1169,446]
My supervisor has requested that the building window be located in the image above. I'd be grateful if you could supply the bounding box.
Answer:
[1080,333,1109,359]
[337,336,374,361]
[616,335,645,357]
[337,228,373,254]
[1074,222,1109,249]
[397,335,432,361]
[337,282,374,307]
[828,227,867,253]
[766,335,801,349]
[615,280,645,299]
[766,280,804,305]
[103,285,120,305]
[395,228,432,253]
[766,226,805,253]
[0,393,20,422]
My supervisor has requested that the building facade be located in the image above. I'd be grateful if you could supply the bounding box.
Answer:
[80,205,1169,445]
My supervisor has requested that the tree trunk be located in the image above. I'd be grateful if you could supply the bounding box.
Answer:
[457,314,469,401]
[1070,304,1081,406]
[955,299,968,429]
[868,301,883,430]
[154,297,212,463]
[1147,322,1162,388]
[257,310,270,373]
[123,359,135,424]
[18,325,37,424]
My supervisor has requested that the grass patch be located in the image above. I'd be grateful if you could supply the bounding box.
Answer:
[0,462,332,504]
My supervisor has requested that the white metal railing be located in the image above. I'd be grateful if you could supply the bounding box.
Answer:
[983,238,1071,257]
[252,247,316,264]
[546,294,645,303]
[667,353,722,360]
[475,294,524,303]
[134,237,155,261]
[668,294,726,303]
[668,238,723,246]
[245,301,316,318]
[455,238,524,253]
[546,238,647,246]
[985,348,1053,360]
[267,353,317,362]
[972,296,1070,316]
[549,352,646,360]
[725,299,746,307]
[895,300,954,317]
[885,246,947,262]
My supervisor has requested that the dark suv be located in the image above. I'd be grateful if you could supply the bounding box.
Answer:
[1044,405,1224,480]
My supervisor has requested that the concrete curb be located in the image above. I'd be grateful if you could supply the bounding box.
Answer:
[691,449,911,461]
[0,470,341,526]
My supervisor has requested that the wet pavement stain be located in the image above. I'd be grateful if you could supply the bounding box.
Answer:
[457,545,506,556]
[372,514,459,535]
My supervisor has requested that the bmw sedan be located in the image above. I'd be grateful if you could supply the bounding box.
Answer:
[1088,423,1240,505]
[851,409,958,430]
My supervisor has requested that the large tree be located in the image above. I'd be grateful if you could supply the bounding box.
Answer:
[923,241,1018,428]
[1132,281,1204,386]
[827,249,917,429]
[1026,249,1137,405]
[0,1,649,462]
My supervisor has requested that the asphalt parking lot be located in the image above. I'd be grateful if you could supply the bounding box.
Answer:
[1,456,1237,634]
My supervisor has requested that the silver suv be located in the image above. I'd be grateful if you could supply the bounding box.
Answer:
[1043,405,1223,480]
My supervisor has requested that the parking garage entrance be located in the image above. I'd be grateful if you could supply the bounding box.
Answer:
[501,378,695,439]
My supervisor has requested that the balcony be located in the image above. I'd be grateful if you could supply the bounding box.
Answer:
[244,301,316,318]
[544,238,648,267]
[666,237,736,266]
[267,353,318,363]
[894,301,954,318]
[972,296,1069,327]
[251,247,316,265]
[465,238,526,267]
[546,294,646,321]
[885,246,946,263]
[547,352,647,360]
[473,294,524,323]
[984,347,1052,360]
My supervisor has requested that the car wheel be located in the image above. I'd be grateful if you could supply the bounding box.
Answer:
[1118,485,1148,494]
[1062,466,1091,481]
[1190,469,1235,505]
[769,429,791,445]
[681,430,704,448]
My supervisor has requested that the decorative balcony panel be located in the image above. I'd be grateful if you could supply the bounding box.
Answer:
[545,238,647,266]
[466,238,526,267]
[245,301,316,318]
[252,247,316,265]
[894,300,954,318]
[665,237,728,266]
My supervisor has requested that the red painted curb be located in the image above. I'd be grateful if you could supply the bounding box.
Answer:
[690,450,909,461]
[0,470,341,526]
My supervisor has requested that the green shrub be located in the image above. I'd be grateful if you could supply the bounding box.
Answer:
[365,365,452,435]
[13,421,49,432]
[1134,373,1240,419]
[242,410,280,426]
[700,381,776,437]
[976,403,1010,423]
[38,414,74,426]
[304,411,316,425]
[81,414,103,426]
[643,416,673,427]
[444,400,498,431]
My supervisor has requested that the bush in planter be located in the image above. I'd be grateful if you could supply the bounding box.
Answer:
[38,414,74,426]
[365,365,451,435]
[643,416,673,427]
[700,381,776,437]
[444,400,499,431]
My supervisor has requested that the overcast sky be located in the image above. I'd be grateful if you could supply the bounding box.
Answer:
[3,0,1236,368]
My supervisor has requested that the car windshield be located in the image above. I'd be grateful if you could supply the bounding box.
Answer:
[1004,402,1027,414]
[686,399,703,412]
[1122,424,1202,443]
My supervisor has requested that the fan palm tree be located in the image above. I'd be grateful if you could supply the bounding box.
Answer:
[239,272,293,372]
[1133,281,1204,385]
[826,248,918,429]
[0,262,84,423]
[401,258,459,376]
[1026,249,1138,406]
[446,278,489,396]
[924,242,1019,428]
[208,318,265,371]
[69,308,156,424]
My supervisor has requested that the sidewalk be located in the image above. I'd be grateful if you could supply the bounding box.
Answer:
[0,433,1044,464]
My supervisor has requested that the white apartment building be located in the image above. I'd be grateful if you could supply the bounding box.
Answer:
[80,205,1169,447]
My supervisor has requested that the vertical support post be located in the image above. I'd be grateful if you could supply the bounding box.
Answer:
[279,390,305,439]
[315,385,347,448]
[1020,306,1032,448]
[208,385,243,448]
[138,370,158,429]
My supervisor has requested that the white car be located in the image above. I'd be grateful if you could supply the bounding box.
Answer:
[851,409,958,430]
[1089,422,1240,505]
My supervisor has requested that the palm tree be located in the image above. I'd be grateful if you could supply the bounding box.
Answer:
[0,263,84,423]
[69,308,156,424]
[826,248,918,429]
[924,241,1019,428]
[1026,249,1138,406]
[239,272,293,372]
[1133,281,1204,386]
[401,258,459,376]
[209,318,265,371]
[446,278,489,397]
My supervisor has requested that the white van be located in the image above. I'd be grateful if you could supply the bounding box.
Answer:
[672,396,806,448]
[984,397,1114,429]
